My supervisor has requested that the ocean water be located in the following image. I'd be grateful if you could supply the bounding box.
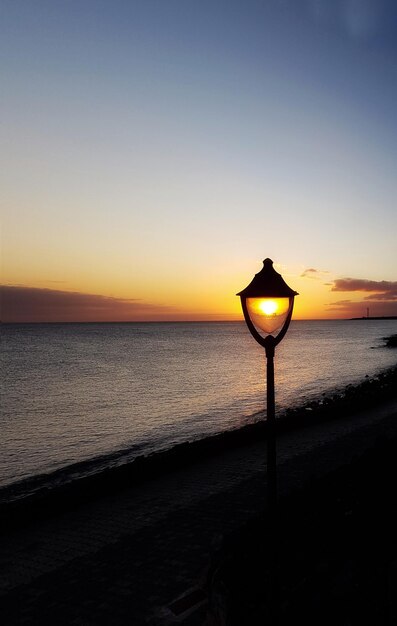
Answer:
[1,320,397,492]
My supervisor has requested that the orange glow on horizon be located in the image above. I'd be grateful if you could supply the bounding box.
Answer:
[0,282,355,323]
[2,263,396,323]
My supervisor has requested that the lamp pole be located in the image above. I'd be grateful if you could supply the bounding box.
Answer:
[265,337,277,511]
[237,259,298,623]
[264,335,278,624]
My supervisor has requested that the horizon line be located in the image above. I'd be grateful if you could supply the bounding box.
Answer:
[3,317,391,325]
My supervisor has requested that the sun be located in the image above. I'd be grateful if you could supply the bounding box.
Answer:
[258,299,278,316]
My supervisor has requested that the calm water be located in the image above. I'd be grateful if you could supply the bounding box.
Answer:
[1,320,397,491]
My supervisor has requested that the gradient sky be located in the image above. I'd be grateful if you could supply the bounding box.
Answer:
[1,0,397,321]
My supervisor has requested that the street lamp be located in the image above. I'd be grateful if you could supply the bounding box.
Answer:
[237,258,298,508]
[237,258,298,621]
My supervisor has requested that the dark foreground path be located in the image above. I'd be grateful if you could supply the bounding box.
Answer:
[1,399,397,625]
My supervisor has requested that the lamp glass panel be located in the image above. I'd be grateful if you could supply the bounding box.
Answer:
[246,297,292,336]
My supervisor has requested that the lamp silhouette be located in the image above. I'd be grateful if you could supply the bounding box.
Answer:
[237,258,298,621]
[237,258,298,504]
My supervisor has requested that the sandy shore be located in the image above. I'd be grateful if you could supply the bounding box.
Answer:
[1,378,397,624]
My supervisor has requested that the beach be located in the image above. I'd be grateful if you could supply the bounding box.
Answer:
[1,366,397,625]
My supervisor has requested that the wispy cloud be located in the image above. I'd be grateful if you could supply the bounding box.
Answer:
[300,267,330,279]
[326,299,397,316]
[329,299,353,307]
[301,268,318,278]
[0,286,180,322]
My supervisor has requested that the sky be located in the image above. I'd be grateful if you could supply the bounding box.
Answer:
[1,0,397,322]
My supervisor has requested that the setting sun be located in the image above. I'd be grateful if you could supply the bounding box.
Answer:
[258,299,278,316]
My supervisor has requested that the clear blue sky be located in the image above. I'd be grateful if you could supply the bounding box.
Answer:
[2,0,397,320]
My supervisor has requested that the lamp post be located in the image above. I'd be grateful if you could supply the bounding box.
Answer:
[237,258,298,621]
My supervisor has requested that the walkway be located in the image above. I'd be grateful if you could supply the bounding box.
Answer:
[1,400,397,625]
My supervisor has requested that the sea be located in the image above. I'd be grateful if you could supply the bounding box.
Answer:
[1,320,397,498]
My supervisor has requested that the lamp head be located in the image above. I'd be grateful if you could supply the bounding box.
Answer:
[237,259,298,348]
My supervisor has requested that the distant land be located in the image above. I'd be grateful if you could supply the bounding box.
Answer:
[350,316,397,320]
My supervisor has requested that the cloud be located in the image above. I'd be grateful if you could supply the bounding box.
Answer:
[331,278,397,300]
[326,299,397,316]
[301,267,330,279]
[326,276,397,316]
[329,299,353,306]
[0,286,180,323]
[364,292,397,301]
[301,268,318,278]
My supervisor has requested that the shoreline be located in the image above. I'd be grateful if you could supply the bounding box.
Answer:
[3,326,396,503]
[1,362,396,529]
